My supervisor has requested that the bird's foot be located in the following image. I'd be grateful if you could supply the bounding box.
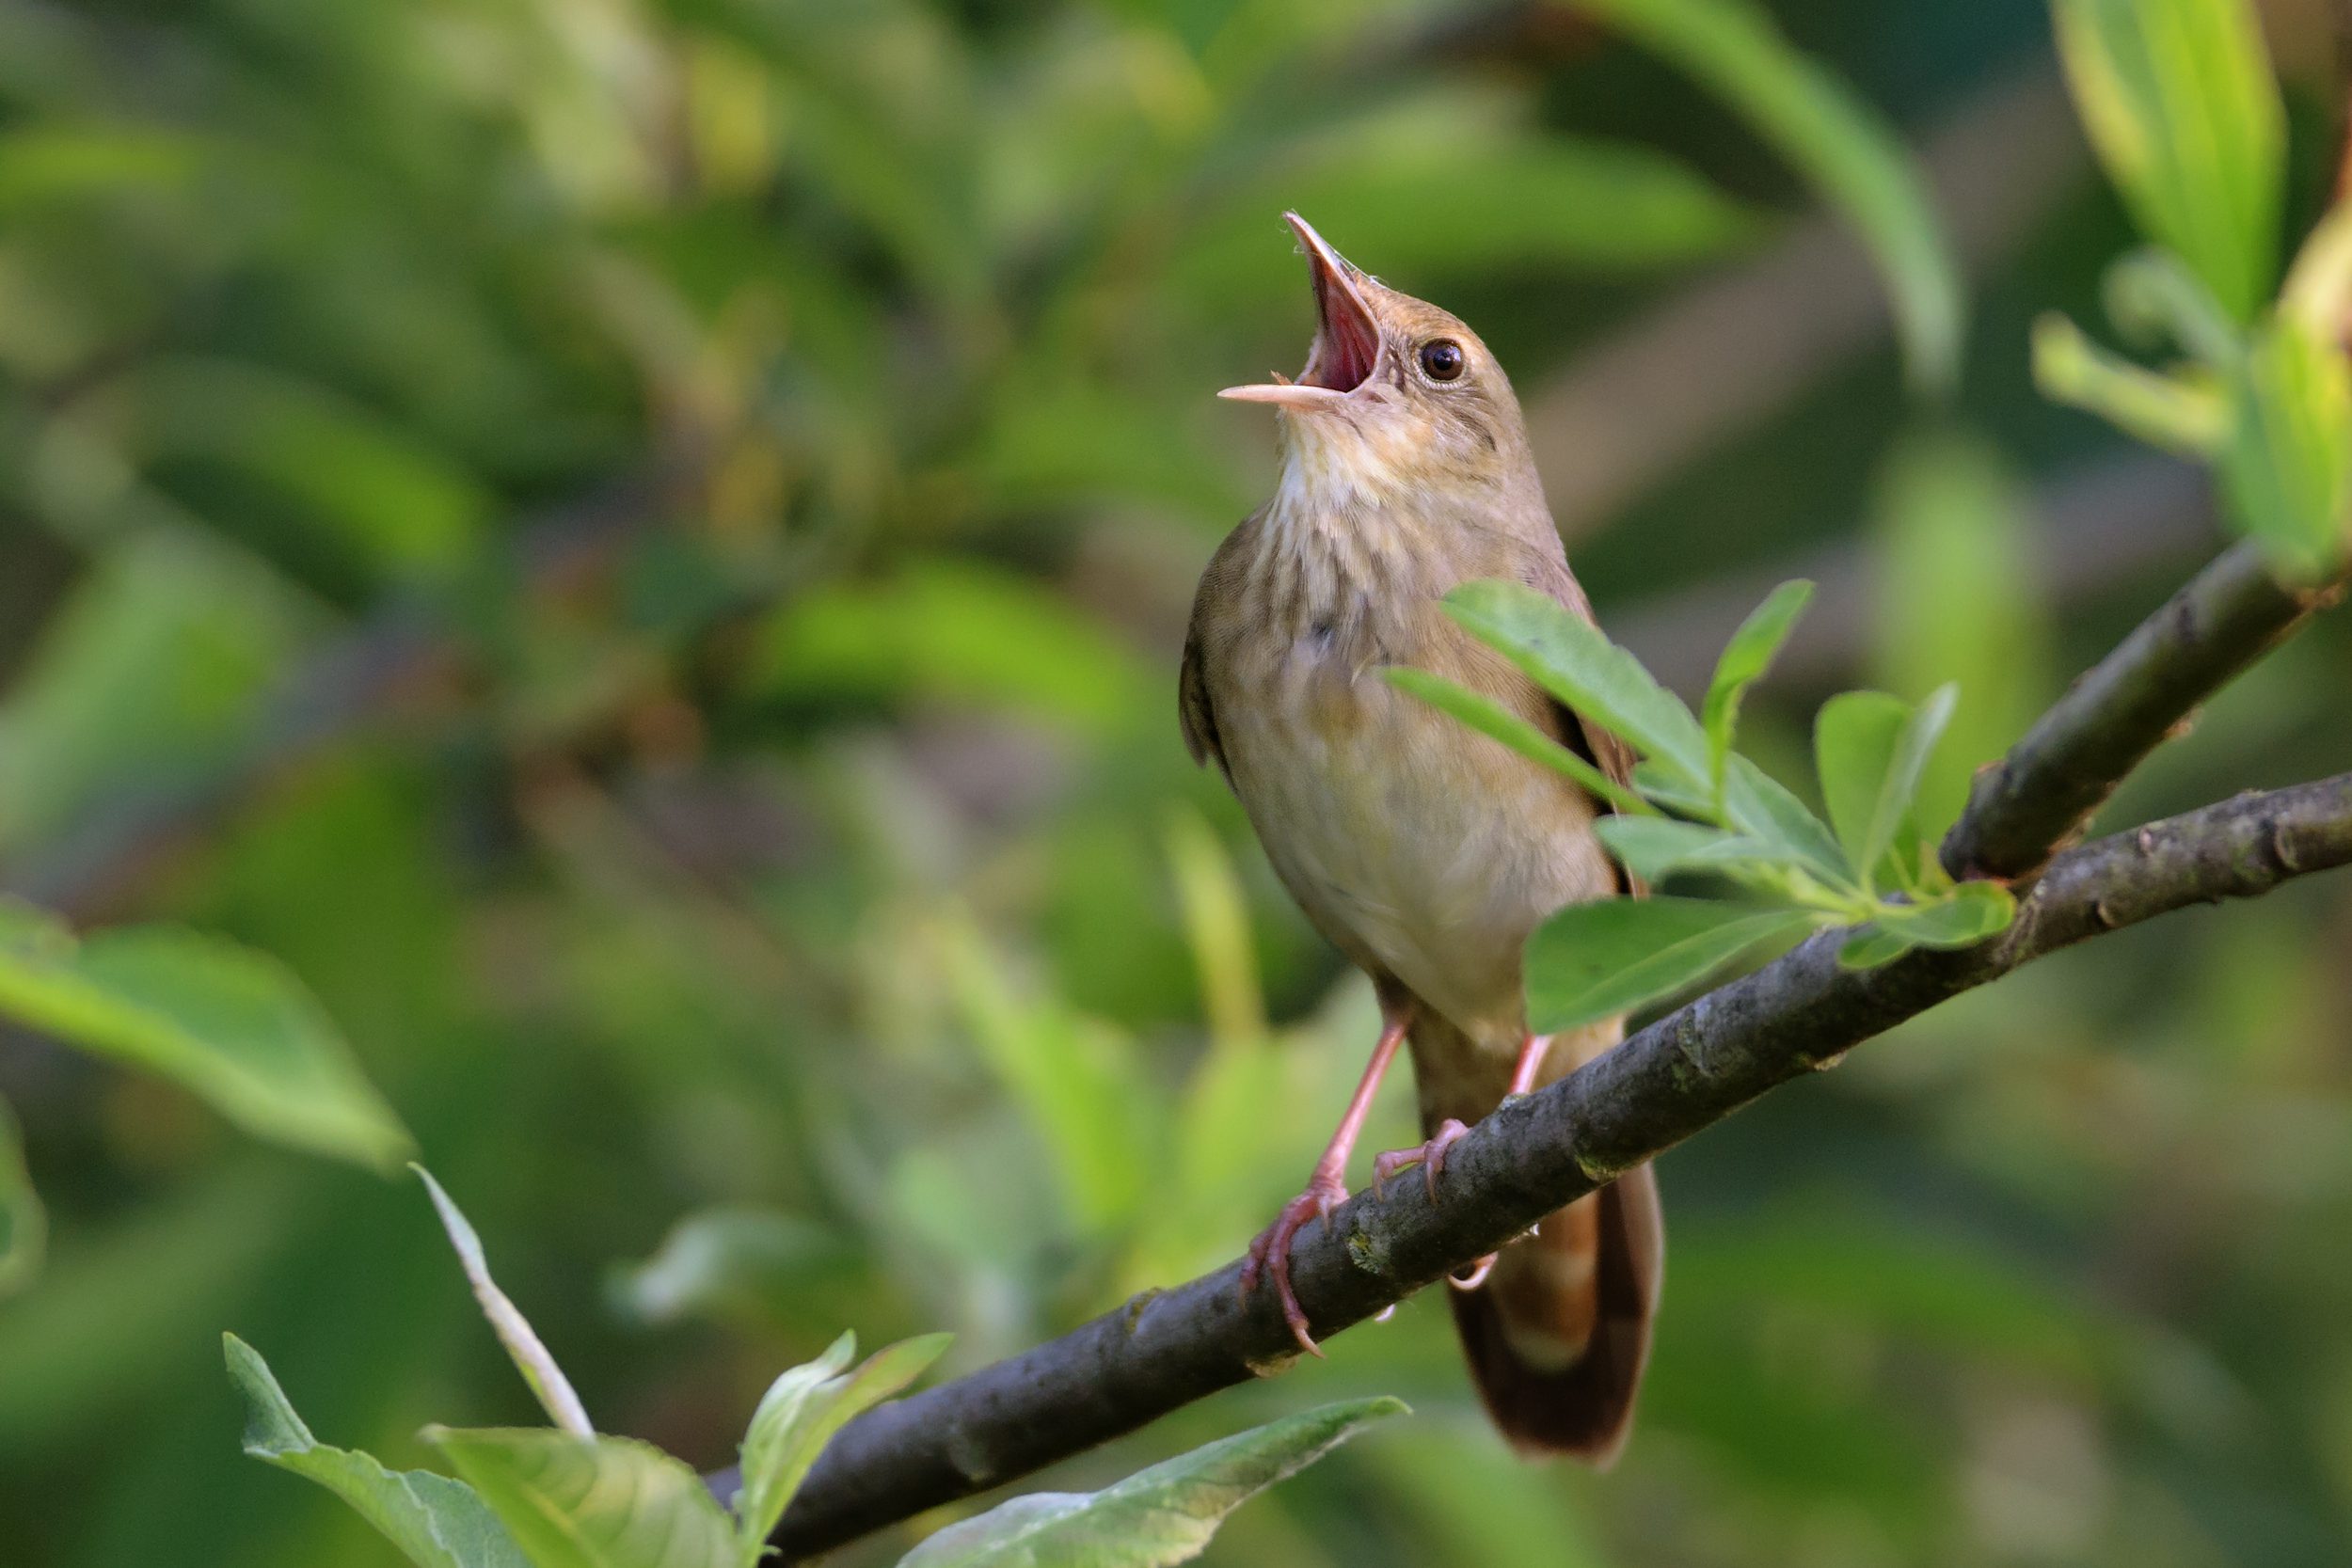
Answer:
[1372,1117,1470,1201]
[1238,1173,1350,1357]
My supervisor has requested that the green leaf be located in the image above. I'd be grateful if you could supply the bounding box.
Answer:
[1525,898,1811,1034]
[896,1398,1406,1568]
[225,1335,528,1568]
[1836,926,1915,970]
[428,1428,738,1568]
[1815,688,1953,888]
[1876,881,2017,948]
[1575,0,1963,390]
[1442,580,1709,788]
[2217,313,2352,579]
[1701,579,1813,801]
[1592,817,1740,883]
[1816,691,1908,875]
[1385,669,1654,816]
[416,1167,594,1438]
[732,1331,951,1562]
[2053,0,2285,323]
[0,1095,42,1298]
[0,905,410,1170]
[1721,756,1851,886]
[2032,312,2227,455]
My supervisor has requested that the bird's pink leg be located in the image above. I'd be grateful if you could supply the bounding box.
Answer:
[1372,1034,1552,1291]
[1240,1006,1410,1356]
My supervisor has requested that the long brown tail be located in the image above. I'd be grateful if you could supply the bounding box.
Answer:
[1447,1161,1662,1462]
[1411,1015,1665,1464]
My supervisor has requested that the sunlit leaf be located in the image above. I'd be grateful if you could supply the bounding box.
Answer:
[732,1331,951,1560]
[428,1428,737,1568]
[1525,898,1810,1034]
[1576,0,1963,389]
[1721,756,1850,885]
[0,904,410,1169]
[2217,313,2352,579]
[225,1335,527,1568]
[1443,580,1709,787]
[897,1398,1406,1568]
[1701,579,1812,800]
[1815,688,1953,889]
[2053,0,2285,323]
[416,1167,593,1438]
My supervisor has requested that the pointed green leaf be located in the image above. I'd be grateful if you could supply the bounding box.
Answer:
[428,1428,736,1568]
[0,905,410,1170]
[2054,0,2285,323]
[1873,685,1958,874]
[1574,0,1963,390]
[1875,881,2017,949]
[1721,756,1851,885]
[2217,312,2352,580]
[1701,579,1813,799]
[225,1335,528,1568]
[0,1095,41,1298]
[897,1398,1406,1568]
[1386,668,1654,816]
[417,1167,593,1438]
[1815,689,1952,888]
[1816,690,1908,877]
[732,1331,951,1562]
[1592,817,1740,883]
[1526,898,1812,1034]
[1443,580,1709,787]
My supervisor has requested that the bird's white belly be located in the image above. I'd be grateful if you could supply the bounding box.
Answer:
[1222,655,1611,1048]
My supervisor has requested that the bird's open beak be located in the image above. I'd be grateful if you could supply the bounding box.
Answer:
[1219,213,1382,412]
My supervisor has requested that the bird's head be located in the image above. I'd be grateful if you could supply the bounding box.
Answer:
[1221,213,1534,508]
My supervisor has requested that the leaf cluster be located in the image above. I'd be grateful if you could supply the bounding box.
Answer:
[226,1170,1400,1568]
[1393,580,2014,1031]
[2036,0,2352,579]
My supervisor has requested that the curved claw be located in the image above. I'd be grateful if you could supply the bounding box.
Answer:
[1237,1176,1350,1356]
[1372,1118,1470,1202]
[1447,1253,1497,1291]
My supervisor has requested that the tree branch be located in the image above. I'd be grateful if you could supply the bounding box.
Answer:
[759,546,2347,1560]
[1941,541,2339,881]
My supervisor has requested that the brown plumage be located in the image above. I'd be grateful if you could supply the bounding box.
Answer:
[1181,214,1663,1461]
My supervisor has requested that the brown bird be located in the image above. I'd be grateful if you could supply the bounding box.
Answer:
[1180,214,1663,1462]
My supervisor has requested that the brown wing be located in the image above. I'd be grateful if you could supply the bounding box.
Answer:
[1520,551,1641,894]
[1178,625,1228,784]
[1180,516,1263,788]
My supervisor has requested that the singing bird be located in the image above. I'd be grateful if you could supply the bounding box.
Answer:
[1181,214,1663,1461]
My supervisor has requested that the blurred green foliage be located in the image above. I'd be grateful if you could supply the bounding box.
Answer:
[3,1,2352,1566]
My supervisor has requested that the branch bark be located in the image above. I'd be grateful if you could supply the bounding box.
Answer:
[758,546,2347,1560]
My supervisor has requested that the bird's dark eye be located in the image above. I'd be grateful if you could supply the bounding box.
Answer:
[1419,339,1465,382]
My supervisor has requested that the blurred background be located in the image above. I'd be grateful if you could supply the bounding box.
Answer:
[4,0,2352,1563]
